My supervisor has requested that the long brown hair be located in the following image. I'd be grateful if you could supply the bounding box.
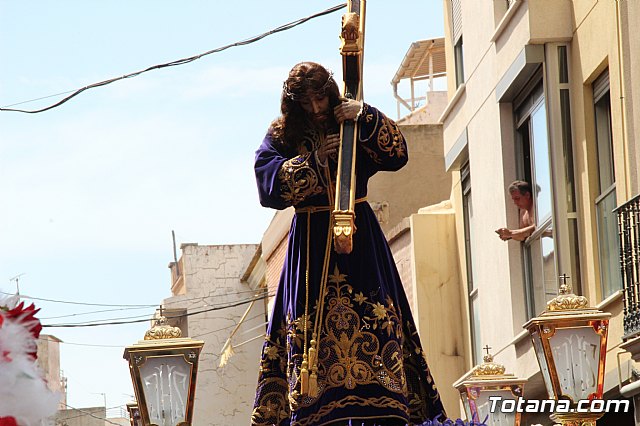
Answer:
[270,62,341,157]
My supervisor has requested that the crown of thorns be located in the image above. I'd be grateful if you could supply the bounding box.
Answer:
[282,71,335,101]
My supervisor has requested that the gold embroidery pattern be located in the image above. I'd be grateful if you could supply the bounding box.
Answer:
[377,116,406,159]
[285,311,313,410]
[358,104,406,165]
[253,333,290,426]
[251,377,290,426]
[402,320,445,422]
[278,153,323,205]
[292,395,409,426]
[253,265,445,425]
[316,267,407,397]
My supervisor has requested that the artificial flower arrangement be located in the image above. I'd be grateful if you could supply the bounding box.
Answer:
[0,294,60,426]
[418,414,487,425]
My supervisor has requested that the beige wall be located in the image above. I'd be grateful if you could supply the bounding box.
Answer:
[368,123,451,235]
[410,208,466,415]
[37,334,66,409]
[164,243,264,426]
[260,208,293,316]
[387,219,414,305]
[439,0,639,420]
[55,407,105,426]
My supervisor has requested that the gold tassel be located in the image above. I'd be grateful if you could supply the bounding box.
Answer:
[218,339,234,368]
[309,370,318,397]
[300,359,309,395]
[308,340,318,397]
[308,342,317,367]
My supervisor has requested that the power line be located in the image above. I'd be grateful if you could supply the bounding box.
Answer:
[59,405,127,423]
[2,89,76,108]
[1,286,266,311]
[40,305,153,320]
[0,290,156,308]
[39,336,123,348]
[38,313,265,347]
[47,293,264,325]
[0,3,346,114]
[42,293,272,328]
[60,403,121,426]
[191,312,266,339]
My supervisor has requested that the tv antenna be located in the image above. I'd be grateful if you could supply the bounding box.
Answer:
[9,273,26,294]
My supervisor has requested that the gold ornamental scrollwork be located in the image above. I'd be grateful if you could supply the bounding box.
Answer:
[546,283,588,311]
[332,211,356,254]
[472,354,506,377]
[340,12,360,55]
[144,316,182,340]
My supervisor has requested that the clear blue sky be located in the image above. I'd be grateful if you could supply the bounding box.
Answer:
[0,0,444,419]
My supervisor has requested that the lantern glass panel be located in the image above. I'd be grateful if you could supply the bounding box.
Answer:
[549,326,600,401]
[139,355,192,426]
[531,331,555,399]
[461,392,472,422]
[131,407,142,426]
[474,389,517,426]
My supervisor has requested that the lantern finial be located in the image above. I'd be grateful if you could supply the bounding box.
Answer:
[472,348,506,377]
[546,274,589,311]
[144,315,182,340]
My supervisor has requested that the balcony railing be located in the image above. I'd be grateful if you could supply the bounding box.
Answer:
[618,194,640,339]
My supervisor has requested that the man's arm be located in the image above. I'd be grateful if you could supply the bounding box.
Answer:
[495,210,536,241]
[495,225,536,241]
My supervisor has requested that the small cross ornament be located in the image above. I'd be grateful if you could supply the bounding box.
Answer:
[558,273,571,294]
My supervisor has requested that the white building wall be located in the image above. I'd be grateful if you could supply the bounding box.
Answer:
[164,243,264,426]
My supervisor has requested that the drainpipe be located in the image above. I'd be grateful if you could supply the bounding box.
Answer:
[615,0,630,199]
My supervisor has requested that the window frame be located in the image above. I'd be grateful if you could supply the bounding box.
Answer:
[461,162,482,365]
[592,71,621,299]
[513,73,559,319]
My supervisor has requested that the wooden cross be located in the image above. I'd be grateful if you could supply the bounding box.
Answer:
[332,0,366,254]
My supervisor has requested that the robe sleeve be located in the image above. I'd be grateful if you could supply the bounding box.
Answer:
[356,103,408,173]
[254,130,326,210]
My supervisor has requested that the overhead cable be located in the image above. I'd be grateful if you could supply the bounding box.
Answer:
[1,286,266,311]
[61,403,122,426]
[0,290,155,308]
[0,3,346,114]
[42,292,272,328]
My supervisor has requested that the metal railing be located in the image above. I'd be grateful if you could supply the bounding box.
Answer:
[618,194,640,339]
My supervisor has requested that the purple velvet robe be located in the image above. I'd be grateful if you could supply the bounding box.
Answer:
[251,104,446,426]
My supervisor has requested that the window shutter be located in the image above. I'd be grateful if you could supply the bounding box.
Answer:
[593,69,610,103]
[451,0,463,43]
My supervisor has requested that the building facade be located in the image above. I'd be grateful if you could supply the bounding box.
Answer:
[439,0,640,423]
[165,243,265,425]
[37,334,67,410]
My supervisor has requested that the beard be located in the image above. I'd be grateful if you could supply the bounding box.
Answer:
[311,112,329,126]
[309,113,339,134]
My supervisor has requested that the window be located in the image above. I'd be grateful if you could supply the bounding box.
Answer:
[557,44,582,296]
[514,76,558,319]
[451,0,464,88]
[455,38,465,88]
[461,162,482,365]
[593,70,621,298]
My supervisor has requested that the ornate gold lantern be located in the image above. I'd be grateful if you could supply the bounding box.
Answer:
[126,402,142,426]
[123,316,204,426]
[523,278,611,426]
[454,349,527,425]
